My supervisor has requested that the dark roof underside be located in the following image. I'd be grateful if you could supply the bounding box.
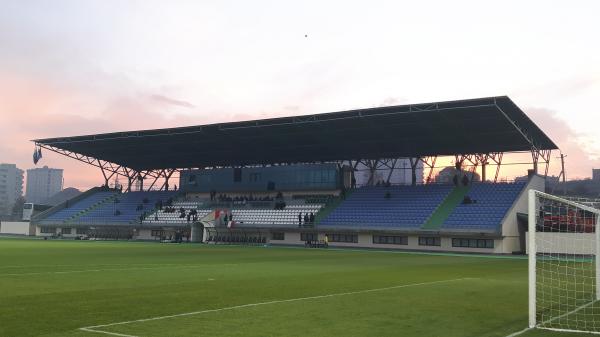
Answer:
[34,96,558,171]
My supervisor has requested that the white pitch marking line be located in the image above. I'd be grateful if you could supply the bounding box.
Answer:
[505,327,532,337]
[1,262,245,276]
[79,277,474,336]
[79,327,138,337]
[2,264,210,277]
[505,300,600,336]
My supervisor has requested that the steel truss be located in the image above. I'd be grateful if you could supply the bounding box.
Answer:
[454,153,505,182]
[531,148,552,177]
[37,140,547,192]
[36,144,177,192]
[338,157,436,186]
[494,97,552,177]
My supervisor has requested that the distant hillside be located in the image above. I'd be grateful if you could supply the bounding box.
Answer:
[41,188,81,206]
[547,178,600,198]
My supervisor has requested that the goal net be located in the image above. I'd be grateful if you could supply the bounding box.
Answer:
[529,190,600,334]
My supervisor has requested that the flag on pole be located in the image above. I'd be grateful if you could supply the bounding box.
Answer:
[32,146,42,165]
[33,147,39,164]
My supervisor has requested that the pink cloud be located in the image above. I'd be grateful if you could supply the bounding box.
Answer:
[0,72,210,190]
[149,94,195,109]
[524,107,599,179]
[1,68,596,193]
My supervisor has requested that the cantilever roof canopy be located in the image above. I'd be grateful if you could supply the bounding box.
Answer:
[33,96,558,171]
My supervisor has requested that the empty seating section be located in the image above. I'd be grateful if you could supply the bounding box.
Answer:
[39,191,117,224]
[442,182,526,230]
[38,183,525,232]
[320,185,454,228]
[233,203,322,227]
[143,201,212,224]
[143,200,323,227]
[76,191,176,224]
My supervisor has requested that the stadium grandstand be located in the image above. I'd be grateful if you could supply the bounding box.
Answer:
[30,96,557,253]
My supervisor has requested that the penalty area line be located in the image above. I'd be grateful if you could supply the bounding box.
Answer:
[79,277,475,336]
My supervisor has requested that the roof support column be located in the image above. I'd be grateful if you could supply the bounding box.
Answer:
[98,160,109,187]
[160,169,176,191]
[384,159,398,184]
[360,159,379,186]
[408,158,420,186]
[146,170,163,191]
[489,152,504,182]
[97,160,122,188]
[420,156,437,184]
[530,148,551,176]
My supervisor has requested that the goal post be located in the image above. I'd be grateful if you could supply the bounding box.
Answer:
[529,190,600,334]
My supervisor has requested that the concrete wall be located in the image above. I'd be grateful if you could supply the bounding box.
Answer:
[34,226,85,237]
[500,175,546,253]
[526,232,596,255]
[268,231,503,253]
[0,221,33,235]
[268,231,301,245]
[135,229,156,240]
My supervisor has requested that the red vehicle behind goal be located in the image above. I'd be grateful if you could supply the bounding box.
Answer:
[542,205,596,233]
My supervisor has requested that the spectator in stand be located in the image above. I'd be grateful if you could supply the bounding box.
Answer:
[304,213,309,225]
[309,212,315,224]
[298,212,302,226]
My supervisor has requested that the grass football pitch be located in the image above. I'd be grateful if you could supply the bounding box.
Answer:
[0,237,592,337]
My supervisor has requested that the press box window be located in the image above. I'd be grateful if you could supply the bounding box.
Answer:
[271,232,285,240]
[40,227,55,234]
[301,233,318,241]
[373,235,407,245]
[328,233,358,243]
[418,237,441,246]
[452,238,494,249]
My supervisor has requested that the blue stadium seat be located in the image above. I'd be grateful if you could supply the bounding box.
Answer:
[77,191,176,224]
[320,185,453,229]
[40,191,117,224]
[441,182,526,230]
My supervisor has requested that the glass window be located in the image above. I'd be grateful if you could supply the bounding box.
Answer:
[271,232,285,240]
[373,235,408,245]
[452,238,494,249]
[328,233,358,243]
[301,233,318,241]
[40,227,55,234]
[418,237,441,246]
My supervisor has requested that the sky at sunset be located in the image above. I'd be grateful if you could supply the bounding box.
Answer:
[1,0,599,190]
